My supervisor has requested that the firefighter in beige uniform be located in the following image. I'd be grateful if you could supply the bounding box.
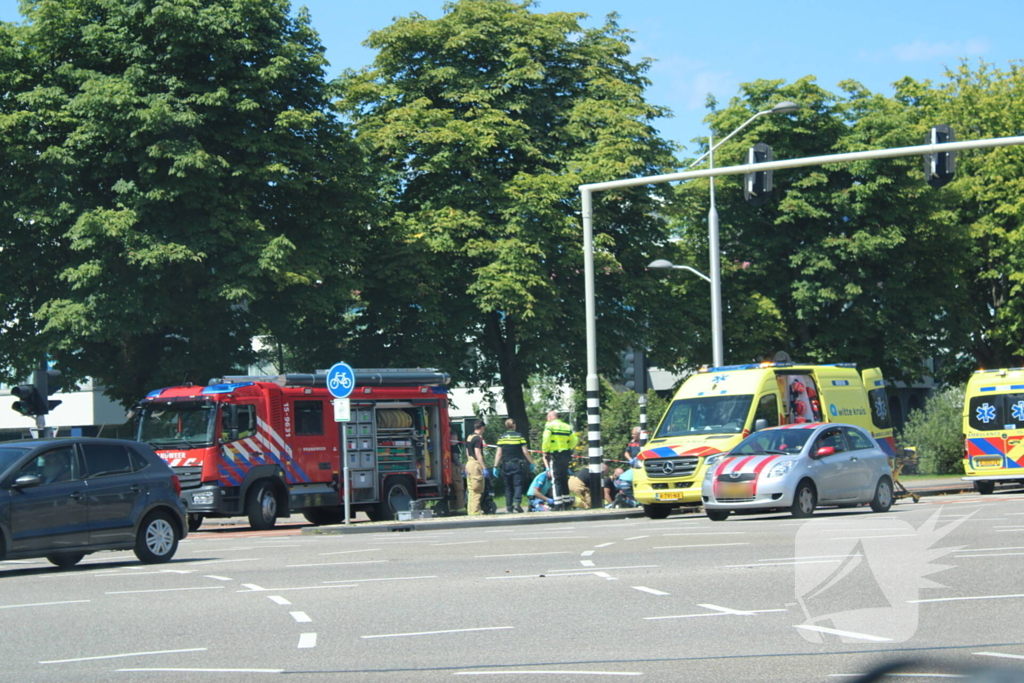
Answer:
[464,420,488,515]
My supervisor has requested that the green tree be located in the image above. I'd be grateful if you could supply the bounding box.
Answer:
[336,0,678,438]
[666,77,972,380]
[899,384,965,474]
[0,0,366,403]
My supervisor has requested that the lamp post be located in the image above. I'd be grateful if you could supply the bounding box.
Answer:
[691,100,800,367]
[647,258,711,283]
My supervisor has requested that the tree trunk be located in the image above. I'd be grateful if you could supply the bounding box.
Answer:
[486,312,530,446]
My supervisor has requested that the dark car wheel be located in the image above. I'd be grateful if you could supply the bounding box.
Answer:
[46,553,85,569]
[187,513,204,533]
[302,508,346,526]
[642,504,671,520]
[974,480,995,495]
[790,481,817,518]
[246,482,279,530]
[134,511,180,564]
[870,477,894,512]
[706,509,730,521]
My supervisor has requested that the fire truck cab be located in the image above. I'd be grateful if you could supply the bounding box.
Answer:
[134,369,454,530]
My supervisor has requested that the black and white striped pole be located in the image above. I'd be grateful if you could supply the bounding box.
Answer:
[582,187,604,507]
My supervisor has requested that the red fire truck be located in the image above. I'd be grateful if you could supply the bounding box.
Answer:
[133,369,454,530]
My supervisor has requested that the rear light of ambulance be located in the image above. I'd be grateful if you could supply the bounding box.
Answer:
[171,474,182,496]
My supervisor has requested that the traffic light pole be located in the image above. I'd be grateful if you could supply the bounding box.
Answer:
[580,133,1024,499]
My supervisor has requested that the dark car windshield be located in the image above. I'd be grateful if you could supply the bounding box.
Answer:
[655,395,753,438]
[731,429,814,455]
[0,446,33,476]
[137,401,217,449]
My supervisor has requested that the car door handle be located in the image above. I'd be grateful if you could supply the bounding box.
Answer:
[130,485,143,493]
[69,492,84,500]
[850,456,858,461]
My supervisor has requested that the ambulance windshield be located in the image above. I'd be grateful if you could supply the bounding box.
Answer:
[655,395,753,438]
[137,401,218,449]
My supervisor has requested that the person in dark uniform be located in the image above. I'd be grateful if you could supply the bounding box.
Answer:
[493,418,534,514]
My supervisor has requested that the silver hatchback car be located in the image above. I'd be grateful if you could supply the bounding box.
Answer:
[701,422,894,521]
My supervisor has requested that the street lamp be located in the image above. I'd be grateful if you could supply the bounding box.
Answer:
[647,258,711,283]
[693,100,800,368]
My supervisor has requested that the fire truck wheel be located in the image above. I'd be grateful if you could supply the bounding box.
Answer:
[303,508,346,526]
[187,514,204,532]
[974,481,995,495]
[134,511,180,564]
[642,504,671,520]
[373,477,414,521]
[246,482,279,530]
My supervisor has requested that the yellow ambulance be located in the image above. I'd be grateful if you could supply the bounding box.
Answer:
[962,367,1024,494]
[635,362,895,518]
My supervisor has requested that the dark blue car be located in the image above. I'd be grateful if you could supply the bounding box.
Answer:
[0,438,187,568]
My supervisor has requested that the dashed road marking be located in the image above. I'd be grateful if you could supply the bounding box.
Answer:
[794,624,891,642]
[268,596,292,605]
[290,611,312,623]
[632,586,669,596]
[298,633,317,649]
[40,648,207,664]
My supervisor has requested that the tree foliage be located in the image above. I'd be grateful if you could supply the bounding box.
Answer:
[0,0,366,403]
[899,384,965,474]
[336,0,678,437]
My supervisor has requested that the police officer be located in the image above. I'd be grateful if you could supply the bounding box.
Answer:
[541,410,577,509]
[493,418,534,514]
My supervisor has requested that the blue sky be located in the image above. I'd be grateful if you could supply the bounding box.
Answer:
[2,0,1020,155]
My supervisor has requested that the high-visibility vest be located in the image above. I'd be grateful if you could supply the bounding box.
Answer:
[542,419,577,453]
[497,431,527,460]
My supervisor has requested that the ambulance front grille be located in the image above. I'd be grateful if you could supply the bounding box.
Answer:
[644,456,699,478]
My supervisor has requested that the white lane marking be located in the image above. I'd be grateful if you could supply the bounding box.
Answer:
[581,551,595,557]
[238,585,357,593]
[975,652,1024,660]
[758,554,862,562]
[118,668,282,674]
[509,536,589,541]
[661,532,746,536]
[92,570,196,577]
[654,543,749,549]
[725,560,842,568]
[633,586,669,596]
[644,607,786,620]
[909,593,1024,604]
[594,543,616,548]
[996,529,1024,532]
[433,541,488,546]
[960,546,1024,552]
[286,560,387,568]
[625,536,649,541]
[362,626,513,639]
[40,648,207,664]
[323,575,437,584]
[298,633,317,649]
[204,575,233,581]
[475,552,572,559]
[580,560,595,567]
[547,565,657,573]
[956,552,1024,558]
[252,543,303,547]
[794,624,891,642]
[594,572,617,580]
[268,596,292,606]
[159,570,194,574]
[454,671,641,676]
[0,600,90,611]
[181,558,260,566]
[698,603,758,615]
[318,548,381,556]
[241,583,266,591]
[830,534,919,540]
[106,586,224,595]
[290,611,312,623]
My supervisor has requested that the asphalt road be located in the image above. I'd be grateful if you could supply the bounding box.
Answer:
[4,487,1024,682]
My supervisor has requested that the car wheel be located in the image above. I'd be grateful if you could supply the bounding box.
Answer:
[46,553,85,569]
[870,477,894,512]
[187,513,204,532]
[706,509,730,521]
[246,481,279,530]
[373,477,414,521]
[134,511,180,564]
[302,508,346,526]
[642,504,671,520]
[790,481,817,518]
[974,481,995,495]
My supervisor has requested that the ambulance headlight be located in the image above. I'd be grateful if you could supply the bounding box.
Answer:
[767,460,795,479]
[192,491,215,505]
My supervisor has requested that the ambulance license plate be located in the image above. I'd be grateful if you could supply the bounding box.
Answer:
[974,457,1002,468]
[656,491,685,500]
[718,482,753,498]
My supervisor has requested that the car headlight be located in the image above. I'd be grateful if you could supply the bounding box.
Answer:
[767,460,795,479]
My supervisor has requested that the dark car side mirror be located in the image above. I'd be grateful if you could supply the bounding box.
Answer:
[814,446,836,458]
[11,474,42,490]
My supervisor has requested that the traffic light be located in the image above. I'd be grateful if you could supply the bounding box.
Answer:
[11,384,44,416]
[40,369,62,414]
[622,350,646,394]
[924,124,956,188]
[744,143,774,206]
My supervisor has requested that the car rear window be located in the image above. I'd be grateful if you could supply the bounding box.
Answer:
[81,443,133,478]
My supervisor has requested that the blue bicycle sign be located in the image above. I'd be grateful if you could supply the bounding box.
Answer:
[326,362,356,399]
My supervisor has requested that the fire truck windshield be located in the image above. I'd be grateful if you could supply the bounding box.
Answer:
[137,401,217,449]
[654,395,753,438]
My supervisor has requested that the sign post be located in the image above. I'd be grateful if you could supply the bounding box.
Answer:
[327,363,356,524]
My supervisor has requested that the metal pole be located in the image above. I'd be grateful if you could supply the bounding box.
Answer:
[638,393,647,448]
[708,133,724,368]
[342,423,351,524]
[582,188,603,508]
